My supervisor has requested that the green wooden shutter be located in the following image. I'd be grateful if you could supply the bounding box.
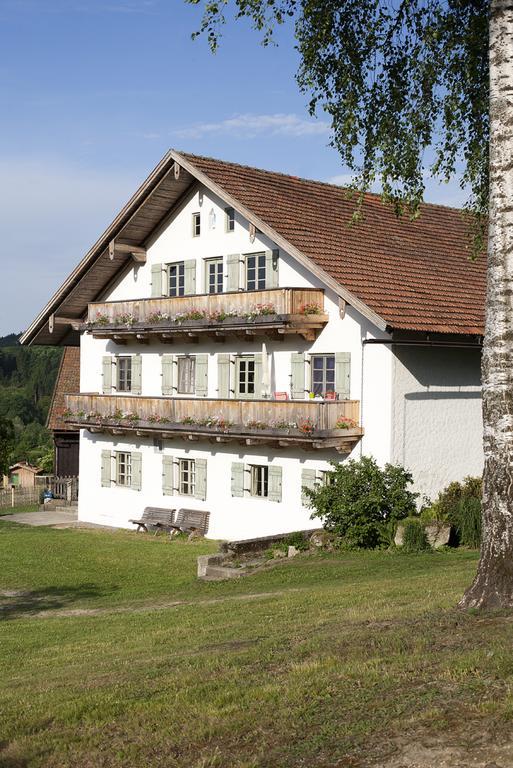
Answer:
[195,354,208,397]
[151,263,163,297]
[132,355,142,395]
[101,450,112,487]
[102,356,112,394]
[268,465,282,503]
[227,253,240,292]
[194,458,207,501]
[291,353,306,399]
[265,249,279,289]
[218,354,231,398]
[131,452,142,491]
[231,462,245,497]
[301,468,317,506]
[335,352,351,399]
[162,455,174,495]
[253,353,263,398]
[162,354,174,396]
[184,259,197,295]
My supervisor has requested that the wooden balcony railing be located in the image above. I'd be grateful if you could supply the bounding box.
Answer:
[65,394,363,453]
[86,287,328,343]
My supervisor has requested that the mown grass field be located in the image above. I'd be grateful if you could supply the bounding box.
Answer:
[1,521,512,768]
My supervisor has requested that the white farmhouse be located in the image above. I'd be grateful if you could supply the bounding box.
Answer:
[21,151,485,540]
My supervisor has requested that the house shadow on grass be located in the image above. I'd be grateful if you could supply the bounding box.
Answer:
[0,583,116,620]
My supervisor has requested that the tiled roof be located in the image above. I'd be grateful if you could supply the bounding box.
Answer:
[182,152,486,336]
[47,347,80,432]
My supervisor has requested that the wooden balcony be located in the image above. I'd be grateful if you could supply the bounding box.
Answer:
[64,394,363,453]
[86,287,328,344]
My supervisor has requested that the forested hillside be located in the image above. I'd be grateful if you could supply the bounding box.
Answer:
[0,335,62,473]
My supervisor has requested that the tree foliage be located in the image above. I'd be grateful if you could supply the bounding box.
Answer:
[306,456,418,548]
[0,415,15,477]
[189,0,488,241]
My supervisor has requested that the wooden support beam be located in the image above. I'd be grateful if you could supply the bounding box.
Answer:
[187,435,199,441]
[215,436,231,443]
[187,333,199,343]
[136,333,149,344]
[159,334,174,343]
[112,335,127,345]
[52,316,82,331]
[108,239,147,263]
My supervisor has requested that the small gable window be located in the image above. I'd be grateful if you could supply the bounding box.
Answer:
[225,207,235,232]
[192,212,201,237]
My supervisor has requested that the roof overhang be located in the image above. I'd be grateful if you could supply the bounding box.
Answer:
[21,149,388,346]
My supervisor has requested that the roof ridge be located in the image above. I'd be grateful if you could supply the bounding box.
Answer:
[176,149,467,216]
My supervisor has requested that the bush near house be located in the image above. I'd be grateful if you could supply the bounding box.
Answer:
[306,456,418,549]
[423,476,482,548]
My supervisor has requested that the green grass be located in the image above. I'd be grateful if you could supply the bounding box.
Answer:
[1,524,511,767]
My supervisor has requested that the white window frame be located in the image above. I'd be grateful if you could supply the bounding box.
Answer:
[236,355,256,398]
[311,354,336,397]
[192,212,201,237]
[168,261,185,297]
[116,452,132,487]
[176,355,196,395]
[116,356,132,393]
[205,257,224,294]
[225,207,235,232]
[245,252,266,291]
[178,458,196,496]
[249,464,269,498]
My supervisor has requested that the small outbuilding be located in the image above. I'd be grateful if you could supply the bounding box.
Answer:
[4,462,43,488]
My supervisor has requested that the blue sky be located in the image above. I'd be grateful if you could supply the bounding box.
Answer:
[0,0,466,336]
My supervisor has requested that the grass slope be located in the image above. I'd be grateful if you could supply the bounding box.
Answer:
[1,524,511,768]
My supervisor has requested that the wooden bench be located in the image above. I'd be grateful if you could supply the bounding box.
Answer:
[170,508,210,537]
[129,506,176,534]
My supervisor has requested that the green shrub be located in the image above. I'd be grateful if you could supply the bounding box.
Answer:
[457,496,482,549]
[429,476,482,526]
[306,456,418,549]
[401,519,431,553]
[283,532,309,551]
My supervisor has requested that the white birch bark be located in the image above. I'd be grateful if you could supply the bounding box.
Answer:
[460,0,513,609]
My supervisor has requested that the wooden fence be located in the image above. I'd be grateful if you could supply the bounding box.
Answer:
[0,476,79,509]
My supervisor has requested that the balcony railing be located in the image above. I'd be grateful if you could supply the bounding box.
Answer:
[65,394,363,452]
[86,287,328,343]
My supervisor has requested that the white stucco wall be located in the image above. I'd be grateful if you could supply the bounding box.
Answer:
[391,344,483,503]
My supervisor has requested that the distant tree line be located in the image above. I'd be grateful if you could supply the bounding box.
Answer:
[0,335,62,476]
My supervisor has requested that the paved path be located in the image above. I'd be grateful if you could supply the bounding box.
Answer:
[0,508,78,527]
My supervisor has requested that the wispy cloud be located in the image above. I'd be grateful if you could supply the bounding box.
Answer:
[173,113,331,140]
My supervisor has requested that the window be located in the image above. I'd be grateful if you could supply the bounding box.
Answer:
[250,465,268,498]
[311,354,336,397]
[179,458,196,496]
[205,257,223,294]
[116,452,132,487]
[320,470,334,487]
[246,252,266,290]
[169,262,185,297]
[177,356,196,395]
[236,356,255,397]
[192,212,201,237]
[116,356,132,392]
[225,207,235,232]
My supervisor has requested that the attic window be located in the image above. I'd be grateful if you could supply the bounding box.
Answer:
[225,207,235,232]
[192,212,201,237]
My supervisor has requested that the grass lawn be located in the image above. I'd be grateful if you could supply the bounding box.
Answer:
[1,522,512,767]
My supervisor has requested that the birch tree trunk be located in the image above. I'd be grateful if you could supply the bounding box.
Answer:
[460,0,513,610]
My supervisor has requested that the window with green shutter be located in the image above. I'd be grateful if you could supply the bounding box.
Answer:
[194,458,207,501]
[301,468,317,506]
[131,355,142,395]
[227,253,240,292]
[264,249,279,288]
[268,465,282,503]
[231,462,245,497]
[131,452,142,491]
[218,354,233,398]
[151,263,164,297]
[162,455,174,495]
[184,259,197,295]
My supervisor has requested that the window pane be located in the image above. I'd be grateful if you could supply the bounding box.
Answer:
[117,358,132,392]
[177,357,195,394]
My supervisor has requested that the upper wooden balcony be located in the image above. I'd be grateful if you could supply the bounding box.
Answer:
[64,394,363,453]
[86,287,328,344]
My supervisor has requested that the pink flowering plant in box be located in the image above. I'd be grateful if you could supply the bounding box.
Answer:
[335,417,358,430]
[243,303,276,320]
[115,313,137,328]
[298,302,322,315]
[93,311,110,326]
[298,418,316,436]
[209,308,239,323]
[148,413,166,424]
[148,311,170,324]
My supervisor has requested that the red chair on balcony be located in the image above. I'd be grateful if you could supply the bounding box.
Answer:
[274,391,289,400]
[324,391,338,400]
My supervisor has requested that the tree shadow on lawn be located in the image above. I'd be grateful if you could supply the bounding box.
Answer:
[0,583,116,620]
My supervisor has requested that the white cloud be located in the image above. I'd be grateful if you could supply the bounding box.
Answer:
[0,156,137,336]
[173,113,331,140]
